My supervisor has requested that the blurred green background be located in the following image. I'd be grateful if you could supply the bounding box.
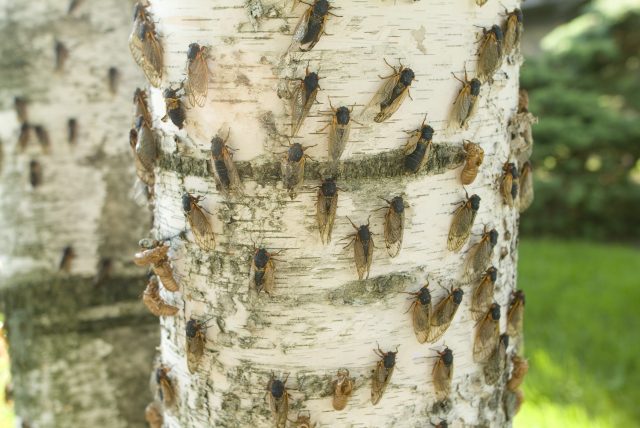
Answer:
[1,0,639,427]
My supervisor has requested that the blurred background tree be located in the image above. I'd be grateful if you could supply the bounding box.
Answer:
[521,0,640,241]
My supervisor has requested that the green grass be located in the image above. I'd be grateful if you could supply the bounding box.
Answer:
[0,240,637,427]
[515,240,640,428]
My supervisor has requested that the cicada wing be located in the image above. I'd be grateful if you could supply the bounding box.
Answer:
[472,276,495,321]
[384,209,404,258]
[187,205,216,251]
[432,359,453,401]
[519,165,534,212]
[427,297,459,342]
[290,8,311,49]
[271,393,289,428]
[448,86,475,131]
[478,36,503,81]
[447,204,476,251]
[316,192,338,243]
[484,342,506,385]
[142,33,163,87]
[371,363,393,405]
[186,52,209,107]
[187,335,204,373]
[136,124,157,171]
[222,150,243,194]
[129,27,145,67]
[502,173,515,206]
[474,318,499,362]
[374,86,409,123]
[463,239,494,282]
[261,260,276,295]
[504,17,523,55]
[329,122,351,162]
[354,237,373,280]
[508,301,524,338]
[412,301,432,344]
[291,84,317,136]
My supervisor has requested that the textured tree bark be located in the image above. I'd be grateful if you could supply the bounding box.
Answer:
[147,0,524,426]
[0,0,158,426]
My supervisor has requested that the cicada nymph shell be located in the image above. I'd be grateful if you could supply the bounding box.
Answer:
[332,369,354,411]
[519,161,534,212]
[134,239,180,292]
[461,140,484,185]
[143,275,179,317]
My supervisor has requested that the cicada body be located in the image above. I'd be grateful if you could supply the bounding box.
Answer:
[472,267,497,321]
[474,303,501,362]
[267,374,290,428]
[382,196,405,257]
[186,43,210,107]
[501,162,520,207]
[290,0,333,52]
[324,103,353,162]
[67,118,78,145]
[463,228,498,282]
[345,218,374,280]
[484,334,509,385]
[332,369,354,411]
[129,3,163,87]
[432,347,454,401]
[448,72,481,131]
[291,67,321,136]
[461,141,484,185]
[368,60,414,123]
[186,318,208,373]
[404,118,434,174]
[250,247,277,295]
[519,161,534,212]
[409,285,432,344]
[163,88,186,129]
[211,132,242,196]
[477,25,504,82]
[447,193,481,251]
[281,142,311,199]
[316,178,338,244]
[371,346,398,405]
[428,287,463,343]
[182,193,215,251]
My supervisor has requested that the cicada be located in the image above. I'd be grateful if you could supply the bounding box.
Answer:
[507,355,529,390]
[108,66,120,94]
[291,67,321,136]
[29,160,42,188]
[133,88,153,126]
[471,267,497,321]
[129,3,163,87]
[381,196,405,258]
[144,401,163,428]
[320,100,357,162]
[316,177,338,244]
[290,0,336,52]
[484,333,509,385]
[447,193,481,251]
[54,40,69,72]
[281,142,312,199]
[477,25,504,82]
[432,346,454,402]
[519,161,534,212]
[504,9,524,56]
[507,290,525,339]
[291,411,315,428]
[59,246,76,273]
[34,125,50,154]
[186,318,209,373]
[67,118,78,145]
[182,193,216,251]
[14,96,28,123]
[134,116,157,172]
[427,287,463,343]
[185,43,210,107]
[476,0,489,5]
[163,88,186,129]
[345,217,374,280]
[250,247,277,295]
[461,141,484,185]
[434,421,449,428]
[18,123,30,151]
[211,130,242,196]
[404,116,434,174]
[463,228,498,282]
[501,162,519,207]
[407,284,432,344]
[155,365,175,406]
[129,125,155,195]
[332,368,354,411]
[448,70,481,131]
[267,374,290,428]
[143,275,179,317]
[368,59,414,123]
[371,345,398,405]
[474,303,501,362]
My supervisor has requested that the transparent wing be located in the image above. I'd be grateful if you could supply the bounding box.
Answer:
[463,239,493,282]
[186,52,209,107]
[142,33,163,87]
[374,87,409,123]
[427,297,459,342]
[187,205,216,251]
[473,318,499,362]
[412,302,432,344]
[432,359,453,401]
[384,210,404,258]
[447,204,476,251]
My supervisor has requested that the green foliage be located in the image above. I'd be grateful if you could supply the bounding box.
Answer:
[516,239,640,427]
[520,3,640,240]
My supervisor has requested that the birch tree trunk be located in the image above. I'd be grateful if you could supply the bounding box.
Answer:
[0,0,158,426]
[147,0,524,426]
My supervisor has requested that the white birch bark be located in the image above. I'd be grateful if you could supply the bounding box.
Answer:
[0,0,157,426]
[148,0,523,426]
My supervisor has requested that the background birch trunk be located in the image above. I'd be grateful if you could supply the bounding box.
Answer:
[148,0,523,426]
[0,0,158,426]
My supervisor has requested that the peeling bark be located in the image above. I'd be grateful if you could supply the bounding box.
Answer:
[0,0,157,426]
[146,0,525,426]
